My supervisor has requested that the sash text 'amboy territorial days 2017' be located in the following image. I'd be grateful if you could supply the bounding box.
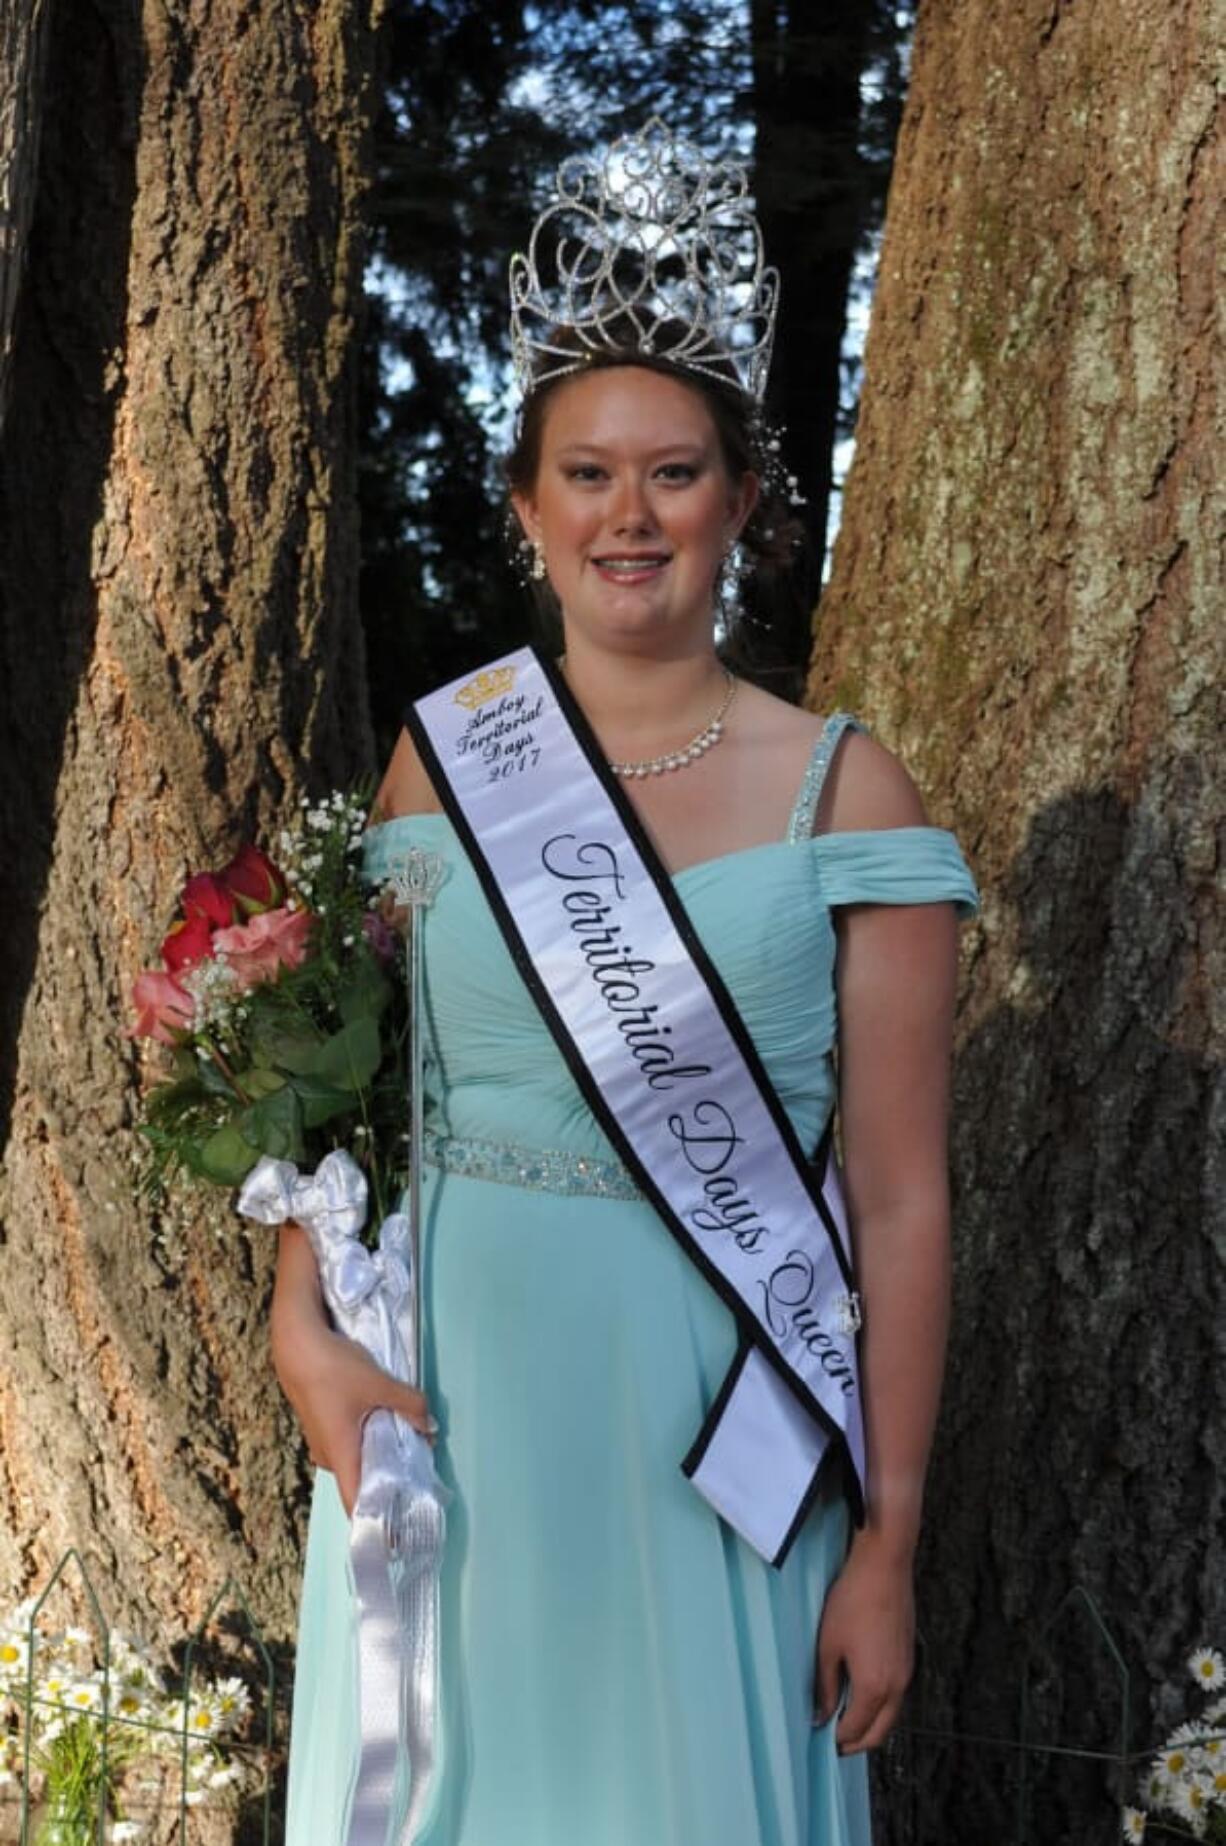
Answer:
[408,648,866,1566]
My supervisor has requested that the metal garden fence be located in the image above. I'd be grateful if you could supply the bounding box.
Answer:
[1,1556,1203,1844]
[1,1549,278,1845]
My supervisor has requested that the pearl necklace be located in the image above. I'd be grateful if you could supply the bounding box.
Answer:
[607,669,738,779]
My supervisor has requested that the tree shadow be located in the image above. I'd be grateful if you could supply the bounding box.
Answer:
[876,775,1221,1844]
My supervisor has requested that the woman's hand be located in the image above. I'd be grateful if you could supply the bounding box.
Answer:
[270,1222,438,1517]
[814,1536,915,1754]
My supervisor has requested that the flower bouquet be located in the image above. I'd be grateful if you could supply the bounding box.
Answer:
[1123,1647,1226,1841]
[129,792,410,1231]
[128,792,449,1843]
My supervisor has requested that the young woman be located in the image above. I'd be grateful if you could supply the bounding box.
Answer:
[270,125,979,1845]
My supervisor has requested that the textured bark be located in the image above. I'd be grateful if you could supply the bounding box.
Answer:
[0,0,53,433]
[0,0,381,1665]
[812,1,1222,1838]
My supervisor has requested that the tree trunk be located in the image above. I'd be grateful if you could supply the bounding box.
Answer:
[0,0,381,1667]
[811,1,1222,1838]
[0,0,53,432]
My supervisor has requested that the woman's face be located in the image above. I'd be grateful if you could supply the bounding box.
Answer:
[511,365,758,654]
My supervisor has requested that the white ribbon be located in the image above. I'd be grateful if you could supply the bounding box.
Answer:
[240,1150,449,1843]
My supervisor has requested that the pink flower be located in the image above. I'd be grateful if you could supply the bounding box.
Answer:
[362,909,398,965]
[127,971,196,1044]
[212,905,313,990]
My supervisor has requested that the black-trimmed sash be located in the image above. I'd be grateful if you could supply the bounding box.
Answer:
[408,647,865,1567]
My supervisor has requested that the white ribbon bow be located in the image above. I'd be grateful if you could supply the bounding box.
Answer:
[240,1150,449,1843]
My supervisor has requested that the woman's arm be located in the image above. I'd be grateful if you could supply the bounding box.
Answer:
[268,726,443,1512]
[269,1223,439,1516]
[813,734,960,1753]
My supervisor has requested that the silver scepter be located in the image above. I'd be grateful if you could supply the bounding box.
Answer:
[386,847,447,1387]
[376,844,448,1844]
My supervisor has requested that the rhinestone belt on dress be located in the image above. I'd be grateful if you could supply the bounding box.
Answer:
[421,1127,643,1201]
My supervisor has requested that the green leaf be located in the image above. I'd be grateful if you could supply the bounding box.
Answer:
[300,1018,381,1092]
[195,1053,237,1098]
[287,1074,359,1130]
[239,1084,306,1161]
[336,952,392,1027]
[143,1072,210,1121]
[248,1017,324,1075]
[196,1125,261,1185]
[241,1067,286,1099]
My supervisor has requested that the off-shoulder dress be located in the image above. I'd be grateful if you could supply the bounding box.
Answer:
[285,713,979,1845]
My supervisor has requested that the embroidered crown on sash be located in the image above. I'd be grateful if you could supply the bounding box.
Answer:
[453,665,517,711]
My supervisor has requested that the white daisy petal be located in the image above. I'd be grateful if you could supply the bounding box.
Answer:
[1189,1647,1226,1691]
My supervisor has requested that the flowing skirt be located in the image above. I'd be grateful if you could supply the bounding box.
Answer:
[286,1165,871,1845]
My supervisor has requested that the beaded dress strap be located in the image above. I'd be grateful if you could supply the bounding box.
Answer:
[784,713,868,845]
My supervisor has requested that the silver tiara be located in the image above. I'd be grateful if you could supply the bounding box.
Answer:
[509,117,780,404]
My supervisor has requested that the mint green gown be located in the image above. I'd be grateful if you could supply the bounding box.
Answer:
[285,715,979,1846]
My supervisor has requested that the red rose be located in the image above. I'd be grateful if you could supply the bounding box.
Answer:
[220,843,288,916]
[161,910,214,974]
[180,872,236,930]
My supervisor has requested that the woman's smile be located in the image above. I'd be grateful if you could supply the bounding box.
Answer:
[590,549,673,587]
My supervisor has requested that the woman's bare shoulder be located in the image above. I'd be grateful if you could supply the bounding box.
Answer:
[370,727,444,823]
[820,727,929,832]
[732,680,927,832]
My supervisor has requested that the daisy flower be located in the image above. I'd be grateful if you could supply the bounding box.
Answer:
[213,1674,251,1728]
[1121,1808,1146,1843]
[1189,1648,1226,1692]
[182,1698,220,1737]
[0,1634,28,1677]
[1170,1773,1211,1836]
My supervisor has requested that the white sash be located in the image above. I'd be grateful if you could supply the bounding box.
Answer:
[409,647,865,1565]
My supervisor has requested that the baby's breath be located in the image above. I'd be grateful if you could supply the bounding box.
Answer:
[180,956,241,1033]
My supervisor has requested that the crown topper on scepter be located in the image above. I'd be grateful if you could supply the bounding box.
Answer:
[384,847,448,917]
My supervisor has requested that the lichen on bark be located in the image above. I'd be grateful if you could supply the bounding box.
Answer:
[812,1,1223,1836]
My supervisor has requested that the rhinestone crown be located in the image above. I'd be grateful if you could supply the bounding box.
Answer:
[509,117,779,404]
